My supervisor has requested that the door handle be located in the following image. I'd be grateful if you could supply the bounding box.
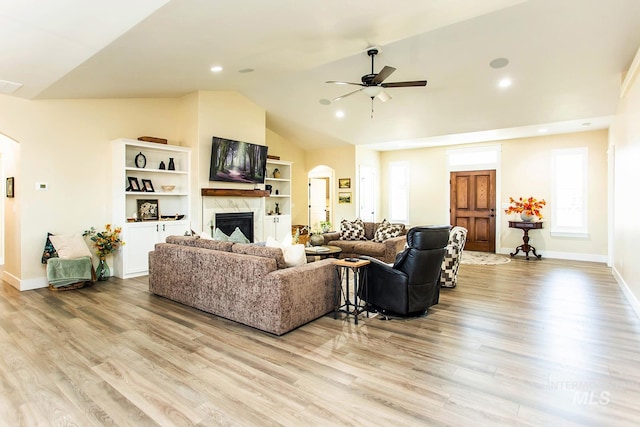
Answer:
[489,214,495,217]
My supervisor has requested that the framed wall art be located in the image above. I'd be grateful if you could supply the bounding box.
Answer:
[137,199,159,221]
[141,179,155,192]
[127,177,141,192]
[6,177,14,198]
[338,192,352,204]
[338,178,351,189]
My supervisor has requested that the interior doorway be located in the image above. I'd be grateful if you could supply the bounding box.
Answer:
[308,165,334,230]
[358,165,376,222]
[450,169,496,252]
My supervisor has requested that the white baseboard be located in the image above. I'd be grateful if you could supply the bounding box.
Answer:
[612,267,640,320]
[497,249,607,263]
[2,271,48,291]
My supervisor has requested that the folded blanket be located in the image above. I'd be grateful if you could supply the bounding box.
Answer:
[47,256,93,288]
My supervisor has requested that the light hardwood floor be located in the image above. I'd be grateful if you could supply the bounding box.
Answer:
[1,257,639,426]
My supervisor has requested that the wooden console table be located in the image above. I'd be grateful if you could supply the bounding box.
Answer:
[509,221,543,260]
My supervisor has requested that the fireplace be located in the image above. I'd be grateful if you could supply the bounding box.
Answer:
[214,212,254,242]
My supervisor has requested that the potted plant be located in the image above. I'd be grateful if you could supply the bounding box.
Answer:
[83,224,125,281]
[320,220,332,233]
[309,223,325,246]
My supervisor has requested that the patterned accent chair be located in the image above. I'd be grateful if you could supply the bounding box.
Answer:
[440,226,468,288]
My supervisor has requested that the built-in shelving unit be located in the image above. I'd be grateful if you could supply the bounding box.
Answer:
[112,138,192,278]
[264,159,292,240]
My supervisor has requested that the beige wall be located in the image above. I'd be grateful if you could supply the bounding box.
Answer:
[305,145,357,224]
[380,130,609,259]
[193,91,266,231]
[610,48,640,316]
[0,95,184,288]
[265,129,307,225]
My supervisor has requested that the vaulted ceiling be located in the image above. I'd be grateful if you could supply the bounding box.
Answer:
[2,0,639,150]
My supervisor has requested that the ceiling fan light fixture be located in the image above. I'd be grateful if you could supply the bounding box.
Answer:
[362,86,383,97]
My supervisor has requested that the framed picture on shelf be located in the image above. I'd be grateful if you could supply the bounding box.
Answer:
[127,176,141,192]
[6,177,14,198]
[338,192,352,204]
[338,178,351,189]
[137,199,159,221]
[141,179,155,192]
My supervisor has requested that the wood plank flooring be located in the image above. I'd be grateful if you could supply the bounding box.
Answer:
[1,257,639,426]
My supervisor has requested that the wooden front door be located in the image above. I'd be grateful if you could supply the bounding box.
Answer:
[450,170,496,252]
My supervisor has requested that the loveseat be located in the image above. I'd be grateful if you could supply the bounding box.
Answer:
[148,236,336,335]
[322,221,407,263]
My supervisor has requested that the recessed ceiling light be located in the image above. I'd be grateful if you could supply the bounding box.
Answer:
[238,68,254,73]
[498,78,512,88]
[319,99,331,105]
[490,57,509,69]
[210,65,223,73]
[335,110,345,118]
[538,128,548,133]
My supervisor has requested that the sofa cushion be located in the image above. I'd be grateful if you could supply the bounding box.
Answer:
[339,218,366,241]
[232,243,287,269]
[165,235,234,252]
[329,240,385,258]
[373,219,404,242]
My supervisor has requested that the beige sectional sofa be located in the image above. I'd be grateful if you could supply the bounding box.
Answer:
[322,221,407,264]
[148,236,336,335]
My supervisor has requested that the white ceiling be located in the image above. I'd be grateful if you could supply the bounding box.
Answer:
[2,0,639,150]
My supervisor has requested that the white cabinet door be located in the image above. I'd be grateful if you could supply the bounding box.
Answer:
[117,220,191,278]
[160,221,190,240]
[124,223,158,276]
[264,215,291,241]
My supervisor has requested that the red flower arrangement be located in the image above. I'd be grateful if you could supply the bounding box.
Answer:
[504,196,547,219]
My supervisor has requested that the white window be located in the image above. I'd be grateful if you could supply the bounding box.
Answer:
[551,147,588,236]
[389,161,409,223]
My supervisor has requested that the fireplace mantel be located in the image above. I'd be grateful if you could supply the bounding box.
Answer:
[201,189,270,197]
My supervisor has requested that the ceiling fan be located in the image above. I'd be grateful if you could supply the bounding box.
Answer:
[326,47,427,106]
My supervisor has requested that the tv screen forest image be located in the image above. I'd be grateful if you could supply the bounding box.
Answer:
[209,137,267,184]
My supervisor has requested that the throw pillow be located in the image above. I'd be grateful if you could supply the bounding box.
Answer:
[283,244,307,267]
[339,218,366,241]
[49,234,92,259]
[373,219,403,243]
[42,232,58,264]
[266,236,307,267]
[213,227,230,241]
[229,227,250,244]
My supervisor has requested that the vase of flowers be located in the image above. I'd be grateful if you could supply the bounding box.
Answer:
[83,224,124,281]
[504,196,546,222]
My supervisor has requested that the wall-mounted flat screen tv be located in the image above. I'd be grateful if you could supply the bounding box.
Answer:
[209,136,268,184]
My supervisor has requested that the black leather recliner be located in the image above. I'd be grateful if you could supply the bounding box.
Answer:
[360,225,450,316]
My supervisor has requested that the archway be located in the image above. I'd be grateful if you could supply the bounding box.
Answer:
[308,165,335,232]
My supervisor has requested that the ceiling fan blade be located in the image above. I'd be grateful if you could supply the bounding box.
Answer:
[372,66,396,84]
[377,90,391,102]
[326,80,364,87]
[381,80,427,88]
[333,88,363,101]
